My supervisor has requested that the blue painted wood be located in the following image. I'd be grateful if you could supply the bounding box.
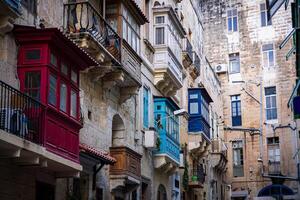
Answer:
[4,0,21,13]
[188,88,211,138]
[143,87,149,128]
[154,97,180,163]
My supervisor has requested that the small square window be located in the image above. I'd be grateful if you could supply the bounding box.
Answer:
[155,16,165,24]
[25,49,41,60]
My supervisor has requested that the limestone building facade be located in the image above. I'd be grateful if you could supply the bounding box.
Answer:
[201,0,299,199]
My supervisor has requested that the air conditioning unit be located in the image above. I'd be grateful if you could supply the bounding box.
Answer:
[144,129,158,149]
[215,64,227,74]
[0,108,27,136]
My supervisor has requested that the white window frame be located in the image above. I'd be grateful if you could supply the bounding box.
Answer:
[265,86,277,121]
[262,44,275,68]
[227,9,238,32]
[229,53,240,74]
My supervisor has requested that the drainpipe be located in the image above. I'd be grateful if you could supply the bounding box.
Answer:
[259,77,263,174]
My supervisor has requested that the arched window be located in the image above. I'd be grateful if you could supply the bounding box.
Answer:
[157,184,167,200]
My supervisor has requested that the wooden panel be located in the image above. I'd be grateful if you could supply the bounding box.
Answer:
[110,146,141,180]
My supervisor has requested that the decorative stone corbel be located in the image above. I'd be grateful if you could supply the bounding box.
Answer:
[119,86,139,103]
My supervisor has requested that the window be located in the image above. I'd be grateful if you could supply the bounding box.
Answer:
[25,49,40,61]
[231,95,242,126]
[265,87,277,120]
[49,74,57,106]
[260,3,272,27]
[24,71,41,100]
[232,140,244,177]
[267,137,280,174]
[71,69,78,84]
[61,63,68,76]
[71,89,78,118]
[155,27,165,45]
[155,16,165,45]
[229,53,240,74]
[189,93,199,115]
[60,82,67,112]
[50,53,57,67]
[122,7,140,52]
[262,44,275,68]
[143,87,149,128]
[227,9,238,32]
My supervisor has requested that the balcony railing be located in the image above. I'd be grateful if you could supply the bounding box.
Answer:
[155,133,180,163]
[193,52,200,73]
[183,38,193,61]
[268,161,281,175]
[189,166,205,186]
[63,1,121,61]
[0,80,44,144]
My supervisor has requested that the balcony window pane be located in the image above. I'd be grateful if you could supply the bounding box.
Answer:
[71,70,78,84]
[60,82,67,112]
[71,90,78,118]
[49,74,57,106]
[155,27,165,45]
[190,102,199,114]
[50,53,57,67]
[229,53,240,73]
[25,49,40,60]
[156,16,165,24]
[25,71,41,100]
[61,63,68,76]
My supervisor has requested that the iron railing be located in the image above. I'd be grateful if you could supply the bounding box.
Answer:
[268,161,281,175]
[0,80,44,144]
[190,166,205,184]
[183,38,193,61]
[63,1,121,61]
[193,52,201,73]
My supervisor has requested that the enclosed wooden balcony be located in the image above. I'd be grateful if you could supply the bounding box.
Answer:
[109,146,142,182]
[0,80,81,175]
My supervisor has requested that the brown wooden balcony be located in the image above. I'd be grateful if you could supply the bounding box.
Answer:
[109,146,141,181]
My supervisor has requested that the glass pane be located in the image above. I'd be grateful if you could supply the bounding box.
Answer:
[262,44,274,51]
[266,96,271,108]
[25,71,41,100]
[233,17,237,31]
[122,19,127,39]
[155,27,165,45]
[263,52,269,67]
[128,27,132,46]
[190,102,199,114]
[49,75,57,105]
[60,83,67,112]
[71,90,77,118]
[269,51,274,66]
[156,16,165,24]
[190,94,198,99]
[26,49,41,60]
[61,63,68,76]
[231,61,240,73]
[50,53,57,67]
[71,70,78,83]
[261,12,266,27]
[228,18,232,31]
[271,96,276,107]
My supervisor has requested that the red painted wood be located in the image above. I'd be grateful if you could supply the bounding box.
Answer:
[14,26,96,163]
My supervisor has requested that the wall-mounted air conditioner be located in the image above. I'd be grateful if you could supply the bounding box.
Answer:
[215,64,227,74]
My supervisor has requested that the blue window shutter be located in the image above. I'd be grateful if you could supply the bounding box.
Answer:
[143,87,149,128]
[231,95,242,126]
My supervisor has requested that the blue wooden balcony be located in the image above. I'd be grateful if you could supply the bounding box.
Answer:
[154,97,180,164]
[188,88,212,140]
[3,0,21,13]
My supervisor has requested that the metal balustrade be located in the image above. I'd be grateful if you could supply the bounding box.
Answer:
[63,1,121,61]
[0,80,45,144]
[183,38,193,61]
[190,166,205,184]
[193,52,201,73]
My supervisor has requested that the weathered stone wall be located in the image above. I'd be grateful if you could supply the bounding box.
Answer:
[201,0,298,198]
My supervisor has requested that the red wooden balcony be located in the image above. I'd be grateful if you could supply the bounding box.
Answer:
[13,26,98,163]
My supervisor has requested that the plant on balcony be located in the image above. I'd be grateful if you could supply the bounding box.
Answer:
[191,175,198,182]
